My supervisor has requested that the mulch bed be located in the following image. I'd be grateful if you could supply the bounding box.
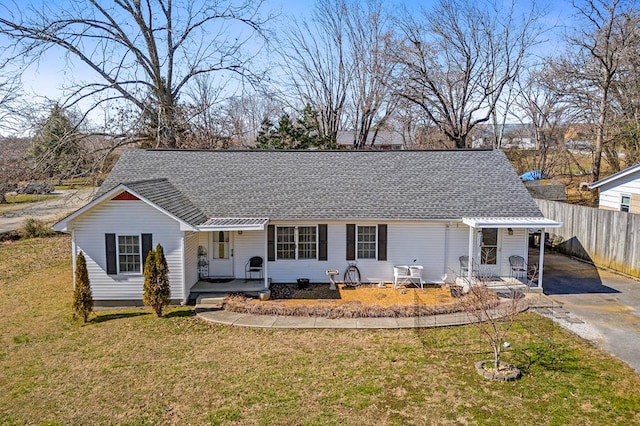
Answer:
[223,283,499,319]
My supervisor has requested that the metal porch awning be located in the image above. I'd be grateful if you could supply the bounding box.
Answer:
[462,217,562,229]
[461,217,562,290]
[197,217,270,231]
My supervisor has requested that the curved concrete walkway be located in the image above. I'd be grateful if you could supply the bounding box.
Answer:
[195,293,554,329]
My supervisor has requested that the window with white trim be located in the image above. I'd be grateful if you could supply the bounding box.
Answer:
[357,225,377,259]
[276,227,296,259]
[118,235,141,273]
[621,194,631,212]
[276,226,318,260]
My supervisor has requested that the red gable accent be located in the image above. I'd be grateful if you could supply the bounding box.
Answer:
[112,191,140,201]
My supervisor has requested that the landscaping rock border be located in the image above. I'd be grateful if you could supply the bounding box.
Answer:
[474,360,522,381]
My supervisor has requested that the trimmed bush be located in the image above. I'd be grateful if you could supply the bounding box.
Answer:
[72,251,93,322]
[143,244,171,317]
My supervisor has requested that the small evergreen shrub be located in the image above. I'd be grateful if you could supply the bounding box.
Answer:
[72,251,93,322]
[143,244,171,317]
[20,218,56,239]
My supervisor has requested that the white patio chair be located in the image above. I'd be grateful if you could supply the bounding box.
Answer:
[393,265,409,288]
[409,265,424,289]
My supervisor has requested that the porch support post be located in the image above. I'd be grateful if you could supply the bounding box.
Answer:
[537,231,546,289]
[467,225,475,282]
[264,228,269,289]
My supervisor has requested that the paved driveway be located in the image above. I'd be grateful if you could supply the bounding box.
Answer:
[542,252,640,373]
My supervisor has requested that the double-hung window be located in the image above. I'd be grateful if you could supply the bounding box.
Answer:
[297,226,317,259]
[621,195,631,212]
[118,235,141,273]
[357,225,377,259]
[276,226,317,260]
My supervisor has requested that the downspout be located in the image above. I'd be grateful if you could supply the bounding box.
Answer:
[538,232,546,289]
[264,227,269,289]
[443,223,449,282]
[467,226,474,283]
[182,233,188,305]
[72,229,77,289]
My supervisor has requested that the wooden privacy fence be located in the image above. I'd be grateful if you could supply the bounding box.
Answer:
[536,199,640,278]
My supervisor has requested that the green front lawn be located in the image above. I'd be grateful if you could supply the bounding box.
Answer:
[1,235,639,425]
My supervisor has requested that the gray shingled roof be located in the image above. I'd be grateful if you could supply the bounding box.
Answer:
[96,149,543,223]
[123,178,208,226]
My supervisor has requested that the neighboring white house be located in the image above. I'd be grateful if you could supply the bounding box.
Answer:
[54,149,560,306]
[589,164,640,213]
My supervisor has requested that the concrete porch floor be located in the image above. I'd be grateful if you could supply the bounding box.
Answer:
[190,278,269,294]
[456,276,542,293]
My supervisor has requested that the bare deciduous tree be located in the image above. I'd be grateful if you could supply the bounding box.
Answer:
[558,0,638,185]
[344,0,396,149]
[0,0,271,148]
[394,0,543,148]
[277,0,396,149]
[513,67,571,177]
[278,0,352,143]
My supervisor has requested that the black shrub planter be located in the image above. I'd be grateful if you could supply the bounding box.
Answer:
[450,285,464,298]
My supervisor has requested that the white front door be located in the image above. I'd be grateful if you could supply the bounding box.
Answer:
[479,228,501,278]
[210,231,234,277]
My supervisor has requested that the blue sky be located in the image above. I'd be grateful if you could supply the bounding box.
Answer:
[8,0,575,129]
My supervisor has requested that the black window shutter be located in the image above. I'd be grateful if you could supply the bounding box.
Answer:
[105,233,117,275]
[267,225,275,261]
[142,234,153,268]
[318,224,328,261]
[377,224,387,261]
[346,224,355,261]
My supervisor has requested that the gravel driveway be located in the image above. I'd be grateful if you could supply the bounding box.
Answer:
[0,188,94,233]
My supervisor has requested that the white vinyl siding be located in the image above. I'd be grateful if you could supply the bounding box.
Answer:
[69,199,184,301]
[183,231,200,296]
[233,230,264,278]
[598,171,640,213]
[260,221,508,284]
[500,228,528,277]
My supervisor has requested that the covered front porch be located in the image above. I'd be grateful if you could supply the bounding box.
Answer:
[457,217,562,292]
[189,218,270,301]
[188,278,272,304]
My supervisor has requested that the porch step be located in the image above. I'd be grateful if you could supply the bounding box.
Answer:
[196,293,229,307]
[484,283,546,296]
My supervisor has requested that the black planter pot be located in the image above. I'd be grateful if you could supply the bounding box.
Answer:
[450,285,464,298]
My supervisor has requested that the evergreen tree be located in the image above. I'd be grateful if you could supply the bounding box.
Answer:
[142,248,158,314]
[254,105,335,149]
[72,251,93,323]
[28,104,86,180]
[154,243,171,317]
[143,244,171,317]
